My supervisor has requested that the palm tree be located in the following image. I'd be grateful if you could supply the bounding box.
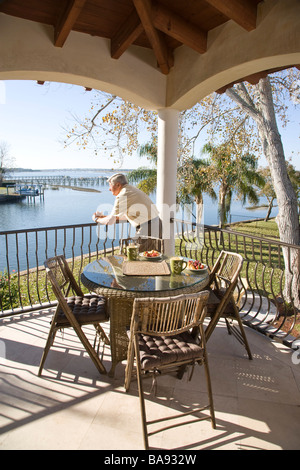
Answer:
[202,143,265,227]
[129,143,218,227]
[177,157,217,225]
[127,143,157,195]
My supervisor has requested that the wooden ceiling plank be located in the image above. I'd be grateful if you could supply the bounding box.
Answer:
[133,0,171,74]
[55,0,88,47]
[205,0,257,31]
[111,10,144,59]
[153,3,207,54]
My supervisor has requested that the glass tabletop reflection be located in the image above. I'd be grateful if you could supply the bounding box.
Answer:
[81,255,209,293]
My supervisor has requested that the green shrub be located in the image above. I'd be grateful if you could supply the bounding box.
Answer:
[0,270,19,310]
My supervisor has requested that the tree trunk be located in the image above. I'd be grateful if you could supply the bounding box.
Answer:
[195,195,203,225]
[226,78,300,307]
[218,183,227,228]
[257,78,300,305]
[195,195,204,238]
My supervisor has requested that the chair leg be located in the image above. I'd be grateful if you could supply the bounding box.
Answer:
[227,310,253,360]
[134,335,149,450]
[75,324,107,374]
[203,356,216,429]
[206,303,253,361]
[94,323,110,346]
[200,324,216,429]
[57,307,107,375]
[124,338,135,391]
[205,309,221,343]
[93,323,110,361]
[38,322,58,376]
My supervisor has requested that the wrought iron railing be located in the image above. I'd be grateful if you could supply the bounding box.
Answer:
[0,221,133,316]
[175,219,300,348]
[1,219,299,348]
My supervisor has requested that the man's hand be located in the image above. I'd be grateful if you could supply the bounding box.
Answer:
[92,211,117,225]
[92,211,104,222]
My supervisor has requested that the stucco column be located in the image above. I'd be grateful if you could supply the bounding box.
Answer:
[156,108,180,256]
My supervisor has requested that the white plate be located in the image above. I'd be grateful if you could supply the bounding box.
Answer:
[140,252,162,260]
[187,265,207,273]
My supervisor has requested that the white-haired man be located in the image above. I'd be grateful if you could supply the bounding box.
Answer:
[92,173,161,238]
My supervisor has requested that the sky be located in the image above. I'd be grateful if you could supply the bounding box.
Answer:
[0,79,299,171]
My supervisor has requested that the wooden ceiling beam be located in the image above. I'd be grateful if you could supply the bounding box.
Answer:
[111,10,144,59]
[216,73,268,94]
[205,0,258,31]
[55,0,88,47]
[245,71,270,85]
[133,0,172,75]
[152,3,207,54]
[216,65,300,93]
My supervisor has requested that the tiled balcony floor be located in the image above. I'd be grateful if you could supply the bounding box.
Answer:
[0,308,300,450]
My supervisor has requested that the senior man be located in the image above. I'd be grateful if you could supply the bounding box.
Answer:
[93,173,161,239]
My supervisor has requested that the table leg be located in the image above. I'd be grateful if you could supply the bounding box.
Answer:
[108,297,134,377]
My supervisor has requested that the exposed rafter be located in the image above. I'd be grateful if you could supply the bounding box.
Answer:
[152,2,207,54]
[55,0,88,47]
[133,0,172,75]
[205,0,258,31]
[111,10,143,59]
[0,0,280,78]
[216,65,300,93]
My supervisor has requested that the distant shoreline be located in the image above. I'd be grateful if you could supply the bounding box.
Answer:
[6,168,133,173]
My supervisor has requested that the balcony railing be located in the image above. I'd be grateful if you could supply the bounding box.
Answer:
[175,219,300,348]
[0,221,134,316]
[1,219,299,348]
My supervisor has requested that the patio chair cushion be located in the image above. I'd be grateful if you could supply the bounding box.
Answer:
[56,294,107,327]
[138,331,204,371]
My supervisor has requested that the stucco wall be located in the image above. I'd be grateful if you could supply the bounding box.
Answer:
[0,14,166,109]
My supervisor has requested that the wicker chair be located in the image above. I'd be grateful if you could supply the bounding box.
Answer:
[120,236,164,255]
[205,250,252,360]
[38,255,110,377]
[125,291,216,450]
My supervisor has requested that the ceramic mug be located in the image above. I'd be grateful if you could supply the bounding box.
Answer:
[126,245,139,261]
[170,257,187,274]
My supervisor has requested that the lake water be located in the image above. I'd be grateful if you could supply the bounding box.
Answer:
[0,169,278,271]
[0,170,116,231]
[1,169,277,230]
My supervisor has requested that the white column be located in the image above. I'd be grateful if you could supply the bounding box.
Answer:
[156,108,180,256]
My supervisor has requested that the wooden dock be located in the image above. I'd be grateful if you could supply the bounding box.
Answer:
[0,193,26,203]
[0,183,44,203]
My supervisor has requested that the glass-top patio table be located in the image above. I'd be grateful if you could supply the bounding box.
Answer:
[81,255,209,376]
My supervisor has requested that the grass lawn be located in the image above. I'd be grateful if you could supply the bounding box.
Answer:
[230,218,280,239]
